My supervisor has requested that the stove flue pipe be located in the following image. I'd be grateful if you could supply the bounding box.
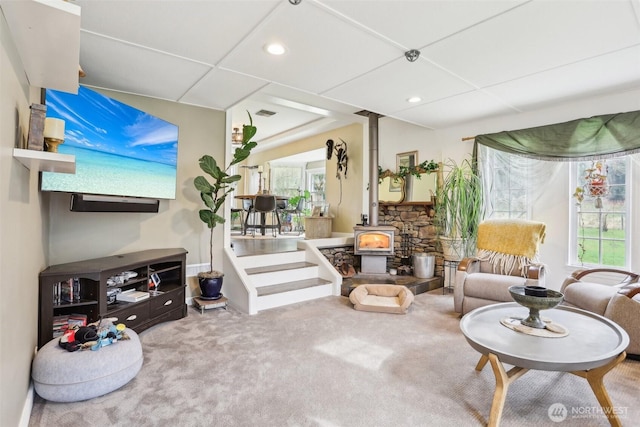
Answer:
[368,112,383,226]
[356,110,384,226]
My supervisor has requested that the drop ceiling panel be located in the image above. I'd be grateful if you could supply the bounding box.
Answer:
[16,0,638,145]
[321,0,527,48]
[1,0,80,93]
[181,68,269,111]
[75,0,279,65]
[219,1,401,94]
[394,90,516,129]
[422,0,640,88]
[323,57,475,115]
[486,45,640,111]
[79,32,210,101]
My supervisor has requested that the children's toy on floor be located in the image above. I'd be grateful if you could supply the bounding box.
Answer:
[59,318,129,352]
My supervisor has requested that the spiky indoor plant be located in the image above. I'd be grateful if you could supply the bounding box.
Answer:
[193,112,257,298]
[435,158,483,261]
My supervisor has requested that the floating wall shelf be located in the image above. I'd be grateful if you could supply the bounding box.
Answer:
[13,148,75,174]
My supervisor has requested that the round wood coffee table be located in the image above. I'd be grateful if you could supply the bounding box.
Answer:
[460,303,629,427]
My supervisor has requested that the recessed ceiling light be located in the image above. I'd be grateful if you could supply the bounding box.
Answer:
[407,96,422,103]
[265,43,286,55]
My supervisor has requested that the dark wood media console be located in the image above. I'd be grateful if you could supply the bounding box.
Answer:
[38,248,188,349]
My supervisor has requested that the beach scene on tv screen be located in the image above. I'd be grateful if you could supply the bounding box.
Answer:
[41,86,178,199]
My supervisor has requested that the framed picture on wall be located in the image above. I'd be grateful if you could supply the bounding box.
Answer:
[396,151,418,173]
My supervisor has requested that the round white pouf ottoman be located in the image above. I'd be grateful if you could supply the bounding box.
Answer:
[32,328,143,402]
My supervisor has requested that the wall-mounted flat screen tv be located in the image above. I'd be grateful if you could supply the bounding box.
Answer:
[41,86,178,200]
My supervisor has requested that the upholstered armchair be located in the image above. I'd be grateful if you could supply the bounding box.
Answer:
[454,219,547,315]
[561,268,640,356]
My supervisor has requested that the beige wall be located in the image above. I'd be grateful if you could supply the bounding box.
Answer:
[1,19,226,424]
[248,123,364,232]
[0,13,48,427]
[46,89,226,301]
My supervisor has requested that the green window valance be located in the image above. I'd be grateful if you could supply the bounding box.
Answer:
[474,110,640,161]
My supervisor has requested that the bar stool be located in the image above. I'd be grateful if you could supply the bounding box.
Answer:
[248,195,278,237]
[276,200,287,233]
[241,199,253,235]
[230,200,244,234]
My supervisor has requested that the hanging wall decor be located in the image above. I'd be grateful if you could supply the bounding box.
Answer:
[326,138,348,206]
[326,138,348,179]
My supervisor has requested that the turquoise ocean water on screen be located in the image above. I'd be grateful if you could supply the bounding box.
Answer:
[41,86,178,199]
[41,146,177,199]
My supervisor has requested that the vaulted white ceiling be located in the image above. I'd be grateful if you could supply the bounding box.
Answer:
[74,0,640,150]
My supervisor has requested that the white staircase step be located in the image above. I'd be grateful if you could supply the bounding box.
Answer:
[226,241,341,313]
[257,277,331,297]
[245,261,315,275]
[235,249,306,269]
[256,280,333,311]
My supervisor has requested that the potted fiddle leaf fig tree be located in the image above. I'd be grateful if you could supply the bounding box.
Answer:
[193,112,257,299]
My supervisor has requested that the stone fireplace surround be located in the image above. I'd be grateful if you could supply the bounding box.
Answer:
[380,203,442,274]
[339,109,442,285]
[319,202,443,287]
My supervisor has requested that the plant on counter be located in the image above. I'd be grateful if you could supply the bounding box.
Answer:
[193,112,257,298]
[287,189,311,210]
[280,190,311,232]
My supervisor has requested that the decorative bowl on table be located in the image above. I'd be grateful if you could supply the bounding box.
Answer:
[508,285,564,329]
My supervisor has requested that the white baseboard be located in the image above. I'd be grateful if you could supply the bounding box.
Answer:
[186,262,208,278]
[19,382,34,427]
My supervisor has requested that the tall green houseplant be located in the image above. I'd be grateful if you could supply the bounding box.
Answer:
[194,112,257,280]
[435,158,483,260]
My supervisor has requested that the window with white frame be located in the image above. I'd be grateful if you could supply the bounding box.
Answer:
[306,167,325,204]
[569,157,629,268]
[270,164,304,199]
[480,147,632,269]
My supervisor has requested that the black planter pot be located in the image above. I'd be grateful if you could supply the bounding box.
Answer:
[198,275,223,300]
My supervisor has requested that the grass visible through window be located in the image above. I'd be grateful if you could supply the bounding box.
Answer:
[577,227,625,266]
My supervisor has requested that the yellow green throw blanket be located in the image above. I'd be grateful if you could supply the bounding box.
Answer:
[476,219,546,275]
